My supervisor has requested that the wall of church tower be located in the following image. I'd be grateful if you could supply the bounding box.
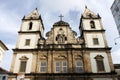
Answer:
[20,20,44,35]
[90,52,111,73]
[79,7,115,76]
[13,53,33,73]
[80,18,108,48]
[16,34,39,49]
[82,19,103,30]
[84,33,106,48]
[15,9,44,49]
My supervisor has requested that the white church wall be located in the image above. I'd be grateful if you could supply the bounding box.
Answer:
[90,52,111,73]
[0,46,5,66]
[12,78,31,80]
[12,78,17,80]
[85,33,105,48]
[82,19,102,30]
[16,34,39,49]
[13,53,33,73]
[93,78,112,80]
[20,21,42,31]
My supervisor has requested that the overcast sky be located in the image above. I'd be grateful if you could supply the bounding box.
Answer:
[0,0,120,70]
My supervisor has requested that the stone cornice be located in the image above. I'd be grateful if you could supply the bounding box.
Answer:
[82,30,105,32]
[18,31,41,34]
[12,48,38,52]
[8,71,116,76]
[12,47,111,52]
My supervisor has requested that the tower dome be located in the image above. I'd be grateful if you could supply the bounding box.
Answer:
[53,20,69,26]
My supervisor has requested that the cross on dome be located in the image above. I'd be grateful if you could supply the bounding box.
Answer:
[59,14,64,21]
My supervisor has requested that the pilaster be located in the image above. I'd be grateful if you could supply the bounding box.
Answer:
[10,53,17,72]
[31,52,37,73]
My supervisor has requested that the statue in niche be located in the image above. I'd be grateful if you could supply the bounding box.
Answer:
[56,28,67,44]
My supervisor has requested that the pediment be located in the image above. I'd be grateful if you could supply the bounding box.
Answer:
[40,55,47,59]
[83,7,98,18]
[24,8,40,19]
[19,56,29,60]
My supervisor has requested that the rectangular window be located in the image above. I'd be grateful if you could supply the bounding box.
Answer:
[25,39,30,46]
[40,61,47,72]
[96,60,105,72]
[56,61,60,72]
[93,38,99,45]
[55,61,67,73]
[62,61,67,73]
[76,60,84,73]
[19,61,27,72]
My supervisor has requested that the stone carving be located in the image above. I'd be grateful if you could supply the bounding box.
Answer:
[19,56,29,60]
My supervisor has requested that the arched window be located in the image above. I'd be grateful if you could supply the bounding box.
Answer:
[90,21,95,28]
[29,22,33,30]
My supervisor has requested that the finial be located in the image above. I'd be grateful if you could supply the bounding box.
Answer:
[59,14,64,21]
[97,14,101,18]
[22,15,25,20]
[85,5,87,9]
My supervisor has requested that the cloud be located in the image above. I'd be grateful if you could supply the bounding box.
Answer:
[38,0,85,15]
[0,8,20,34]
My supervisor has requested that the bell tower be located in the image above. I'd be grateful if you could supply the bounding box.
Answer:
[10,9,44,73]
[16,8,44,49]
[79,7,115,74]
[79,6,108,48]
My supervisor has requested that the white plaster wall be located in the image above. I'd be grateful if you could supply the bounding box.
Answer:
[0,47,5,66]
[85,33,105,48]
[82,19,102,30]
[93,78,112,80]
[12,78,31,80]
[13,53,33,73]
[20,20,44,36]
[24,78,31,80]
[12,77,31,80]
[12,78,16,80]
[93,78,113,80]
[20,21,42,32]
[115,69,120,75]
[16,34,39,49]
[90,52,111,73]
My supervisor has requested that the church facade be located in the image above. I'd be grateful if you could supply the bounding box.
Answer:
[9,7,117,80]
